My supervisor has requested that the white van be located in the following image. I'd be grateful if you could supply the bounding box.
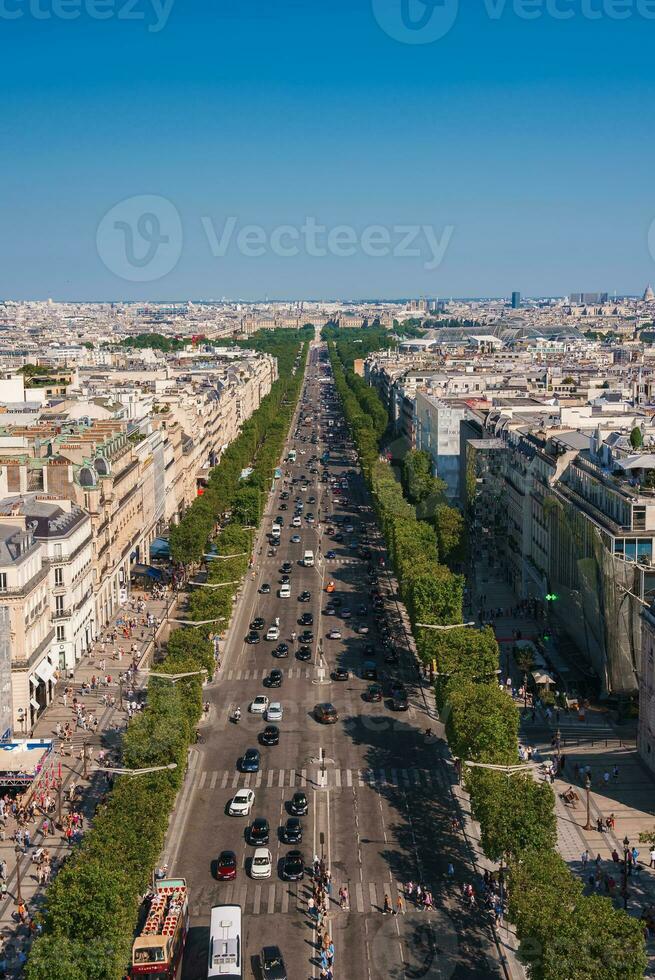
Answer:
[279,583,291,598]
[303,550,315,568]
[271,523,281,541]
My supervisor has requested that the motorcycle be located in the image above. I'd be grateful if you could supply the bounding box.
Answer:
[232,709,241,725]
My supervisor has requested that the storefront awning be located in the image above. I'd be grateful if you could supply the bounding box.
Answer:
[34,659,56,685]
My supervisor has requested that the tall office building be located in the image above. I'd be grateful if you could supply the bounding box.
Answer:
[511,291,521,309]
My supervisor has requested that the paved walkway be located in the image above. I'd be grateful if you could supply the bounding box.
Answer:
[471,554,655,975]
[0,586,177,975]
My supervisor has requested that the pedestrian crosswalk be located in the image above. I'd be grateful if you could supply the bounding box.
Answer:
[226,667,313,681]
[189,877,410,918]
[192,765,450,792]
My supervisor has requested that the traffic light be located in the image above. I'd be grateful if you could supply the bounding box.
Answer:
[545,593,558,602]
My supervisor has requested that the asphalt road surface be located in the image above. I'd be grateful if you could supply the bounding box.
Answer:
[166,342,504,980]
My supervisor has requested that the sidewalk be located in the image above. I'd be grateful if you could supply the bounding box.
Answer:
[471,554,655,975]
[0,585,177,975]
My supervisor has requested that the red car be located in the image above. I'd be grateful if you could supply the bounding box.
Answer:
[216,850,237,880]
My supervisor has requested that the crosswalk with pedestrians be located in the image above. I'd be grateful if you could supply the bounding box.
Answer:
[189,877,412,918]
[191,765,451,792]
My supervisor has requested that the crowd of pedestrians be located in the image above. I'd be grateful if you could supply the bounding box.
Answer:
[306,857,336,980]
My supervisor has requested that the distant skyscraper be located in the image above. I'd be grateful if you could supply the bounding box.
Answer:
[511,291,521,309]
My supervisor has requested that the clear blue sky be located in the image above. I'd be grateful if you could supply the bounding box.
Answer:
[2,0,654,300]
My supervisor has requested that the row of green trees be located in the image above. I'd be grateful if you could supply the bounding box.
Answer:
[327,342,647,980]
[26,332,309,980]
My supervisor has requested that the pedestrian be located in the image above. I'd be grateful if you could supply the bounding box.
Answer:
[383,894,392,915]
[395,895,403,915]
[603,771,610,786]
[447,862,454,880]
[581,849,589,869]
[650,847,655,869]
[17,900,27,924]
[612,765,619,781]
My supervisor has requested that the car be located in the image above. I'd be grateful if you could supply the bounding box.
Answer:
[296,645,312,661]
[280,574,291,584]
[363,643,376,657]
[341,608,352,619]
[250,695,269,714]
[345,524,354,533]
[358,604,369,617]
[249,817,270,844]
[299,630,314,644]
[308,496,316,504]
[305,515,315,524]
[299,612,314,626]
[229,788,255,816]
[292,516,301,527]
[325,581,336,594]
[250,847,273,879]
[266,702,283,722]
[240,748,261,772]
[259,583,271,594]
[280,491,289,499]
[357,624,370,635]
[327,629,342,640]
[334,533,344,542]
[325,605,336,616]
[260,725,280,745]
[330,597,342,607]
[266,668,283,688]
[250,617,265,631]
[245,631,261,644]
[215,849,237,881]
[362,661,378,680]
[281,562,292,574]
[365,683,383,702]
[260,946,287,980]
[299,590,311,602]
[385,651,400,664]
[332,667,349,681]
[282,817,303,843]
[273,643,289,659]
[289,791,308,815]
[290,534,301,544]
[275,516,285,526]
[326,550,337,559]
[266,626,280,641]
[314,702,339,724]
[391,692,409,711]
[279,502,288,511]
[281,849,305,881]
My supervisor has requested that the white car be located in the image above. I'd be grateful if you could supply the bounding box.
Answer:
[266,626,280,641]
[267,702,283,722]
[327,629,342,640]
[229,788,255,816]
[292,516,302,527]
[251,847,273,879]
[250,695,270,714]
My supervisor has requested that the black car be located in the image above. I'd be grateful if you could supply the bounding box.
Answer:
[299,630,314,644]
[281,849,305,881]
[365,683,383,702]
[299,612,314,626]
[261,946,287,980]
[273,644,289,659]
[250,617,265,631]
[280,562,292,574]
[266,669,283,688]
[259,583,271,595]
[362,661,378,680]
[246,631,261,645]
[391,692,409,711]
[249,817,270,845]
[296,645,312,661]
[289,791,308,815]
[299,590,311,602]
[332,667,349,681]
[280,491,289,500]
[282,817,303,843]
[260,725,280,746]
[279,502,288,511]
[240,748,261,772]
[275,516,285,526]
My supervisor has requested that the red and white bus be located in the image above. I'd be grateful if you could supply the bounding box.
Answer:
[131,878,189,979]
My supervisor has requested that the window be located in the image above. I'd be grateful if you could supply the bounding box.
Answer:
[633,506,647,531]
[54,567,63,586]
[54,544,62,560]
[56,625,66,642]
[0,573,5,591]
[55,596,64,616]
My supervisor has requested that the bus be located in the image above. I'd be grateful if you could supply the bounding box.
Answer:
[208,904,242,979]
[131,878,189,979]
[288,449,297,463]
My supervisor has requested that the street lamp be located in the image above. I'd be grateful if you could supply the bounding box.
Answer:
[14,844,23,905]
[583,773,593,831]
[101,763,177,776]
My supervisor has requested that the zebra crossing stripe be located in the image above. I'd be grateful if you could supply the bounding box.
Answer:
[355,883,364,912]
[221,771,229,788]
[281,887,289,914]
[268,885,276,914]
[278,769,285,787]
[369,882,378,909]
[290,768,296,787]
[255,771,263,788]
[253,885,261,916]
[199,771,207,789]
[267,770,275,788]
[210,772,218,790]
